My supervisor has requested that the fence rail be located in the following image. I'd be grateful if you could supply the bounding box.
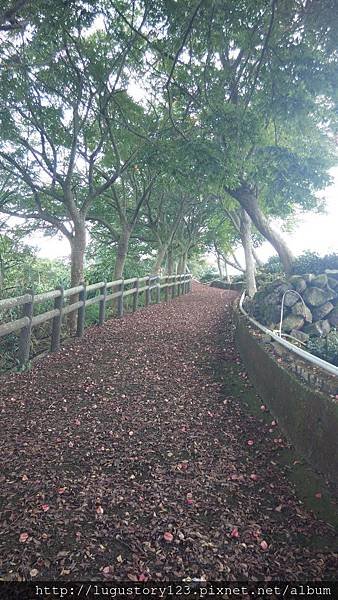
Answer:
[0,273,192,368]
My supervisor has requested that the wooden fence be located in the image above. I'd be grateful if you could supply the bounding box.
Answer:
[0,273,192,368]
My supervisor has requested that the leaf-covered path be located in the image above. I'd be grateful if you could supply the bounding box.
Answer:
[0,283,336,581]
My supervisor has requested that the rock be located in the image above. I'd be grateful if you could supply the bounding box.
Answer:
[282,314,304,333]
[290,329,310,343]
[258,304,281,325]
[289,275,307,293]
[291,301,312,322]
[312,302,334,321]
[303,320,331,337]
[325,269,338,280]
[303,273,315,283]
[310,274,328,288]
[328,306,338,327]
[319,319,331,335]
[283,290,300,307]
[327,277,338,289]
[303,286,334,307]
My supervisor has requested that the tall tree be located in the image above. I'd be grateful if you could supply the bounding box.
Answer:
[0,3,150,294]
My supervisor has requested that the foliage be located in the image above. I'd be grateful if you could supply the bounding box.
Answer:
[293,252,338,275]
[0,0,338,306]
[199,267,219,283]
[308,330,338,367]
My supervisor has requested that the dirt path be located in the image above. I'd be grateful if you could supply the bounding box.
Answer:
[0,283,336,581]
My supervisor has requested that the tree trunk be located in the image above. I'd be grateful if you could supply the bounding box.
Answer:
[69,219,86,332]
[252,247,263,268]
[240,209,257,298]
[216,253,223,279]
[229,185,294,274]
[225,262,230,283]
[177,254,184,274]
[167,246,174,275]
[182,251,188,274]
[153,244,167,275]
[114,226,131,280]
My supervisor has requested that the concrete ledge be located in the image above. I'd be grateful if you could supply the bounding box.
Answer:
[210,280,244,291]
[235,312,338,486]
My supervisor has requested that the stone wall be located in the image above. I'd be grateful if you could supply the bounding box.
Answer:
[246,270,338,344]
[235,312,338,487]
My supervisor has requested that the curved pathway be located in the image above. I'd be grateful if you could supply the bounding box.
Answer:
[0,283,336,580]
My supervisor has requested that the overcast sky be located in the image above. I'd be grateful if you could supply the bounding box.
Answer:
[27,167,338,265]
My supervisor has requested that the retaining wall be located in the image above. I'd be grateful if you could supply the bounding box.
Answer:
[235,312,338,486]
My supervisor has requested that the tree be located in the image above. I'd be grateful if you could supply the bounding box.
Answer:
[148,0,338,273]
[0,3,150,299]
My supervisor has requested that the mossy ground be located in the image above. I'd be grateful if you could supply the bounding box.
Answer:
[215,357,338,537]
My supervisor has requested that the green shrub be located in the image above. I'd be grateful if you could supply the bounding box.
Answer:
[263,255,283,274]
[307,330,338,366]
[293,251,338,275]
[199,268,218,283]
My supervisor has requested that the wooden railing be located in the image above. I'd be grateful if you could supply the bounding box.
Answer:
[0,273,192,368]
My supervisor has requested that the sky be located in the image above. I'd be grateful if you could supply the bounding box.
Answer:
[27,167,338,265]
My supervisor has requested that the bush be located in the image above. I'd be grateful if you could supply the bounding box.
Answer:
[263,255,283,274]
[199,267,218,283]
[261,251,338,277]
[308,330,338,366]
[293,251,338,275]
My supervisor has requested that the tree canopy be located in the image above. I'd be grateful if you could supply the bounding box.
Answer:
[0,0,337,298]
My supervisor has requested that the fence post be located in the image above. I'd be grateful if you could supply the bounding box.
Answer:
[51,286,64,352]
[18,290,34,368]
[177,274,182,296]
[165,276,169,302]
[133,278,139,312]
[76,283,86,337]
[117,279,124,318]
[156,275,161,303]
[145,275,151,306]
[99,281,107,325]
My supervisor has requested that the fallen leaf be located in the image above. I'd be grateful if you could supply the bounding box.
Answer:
[230,527,239,538]
[19,532,29,543]
[96,505,104,515]
[163,531,174,542]
[247,440,254,446]
[41,504,50,512]
[30,569,38,577]
[250,474,258,481]
[260,540,269,551]
[315,492,322,499]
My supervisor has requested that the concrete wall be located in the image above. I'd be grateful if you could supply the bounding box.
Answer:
[235,314,338,486]
[210,280,244,291]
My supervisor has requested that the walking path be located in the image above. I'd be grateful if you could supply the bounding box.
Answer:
[0,283,336,580]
